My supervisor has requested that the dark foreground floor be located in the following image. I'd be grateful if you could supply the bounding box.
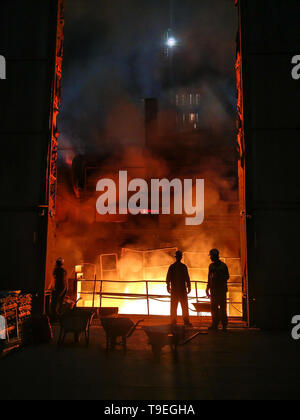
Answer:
[1,318,299,400]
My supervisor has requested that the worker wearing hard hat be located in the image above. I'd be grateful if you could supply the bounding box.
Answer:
[206,249,230,332]
[166,250,192,327]
[51,257,67,321]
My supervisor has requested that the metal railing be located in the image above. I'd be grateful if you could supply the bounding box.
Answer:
[76,279,243,316]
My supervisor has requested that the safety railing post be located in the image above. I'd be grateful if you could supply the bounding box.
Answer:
[92,275,96,308]
[146,281,150,316]
[100,280,103,308]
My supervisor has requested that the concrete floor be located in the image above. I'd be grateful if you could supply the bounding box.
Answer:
[1,318,299,400]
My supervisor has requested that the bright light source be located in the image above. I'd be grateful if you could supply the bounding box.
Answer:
[75,265,83,273]
[167,37,176,48]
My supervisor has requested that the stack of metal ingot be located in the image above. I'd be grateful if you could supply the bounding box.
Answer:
[0,292,32,354]
[18,293,33,344]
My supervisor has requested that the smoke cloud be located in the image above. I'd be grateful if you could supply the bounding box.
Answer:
[55,0,239,283]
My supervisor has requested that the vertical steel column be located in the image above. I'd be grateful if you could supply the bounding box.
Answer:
[100,280,103,308]
[146,281,150,316]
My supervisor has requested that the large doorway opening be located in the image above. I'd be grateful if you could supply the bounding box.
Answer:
[49,0,246,321]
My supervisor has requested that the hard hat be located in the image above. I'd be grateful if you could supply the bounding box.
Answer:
[209,249,219,258]
[175,250,183,258]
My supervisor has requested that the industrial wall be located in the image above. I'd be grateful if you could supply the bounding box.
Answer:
[0,1,63,308]
[238,0,300,328]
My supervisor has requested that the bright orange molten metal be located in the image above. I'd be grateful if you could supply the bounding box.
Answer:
[76,248,243,317]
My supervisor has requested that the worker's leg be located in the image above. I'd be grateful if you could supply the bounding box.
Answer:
[51,291,58,320]
[57,290,67,315]
[210,293,219,328]
[171,294,179,324]
[219,291,228,329]
[180,294,190,325]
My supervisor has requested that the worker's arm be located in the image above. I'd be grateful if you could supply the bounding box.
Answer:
[206,265,212,297]
[224,263,229,292]
[166,267,172,294]
[224,264,230,280]
[185,267,191,294]
[63,269,68,293]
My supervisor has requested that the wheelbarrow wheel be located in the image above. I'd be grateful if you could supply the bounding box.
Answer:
[57,328,66,347]
[85,330,90,348]
[152,344,163,362]
[122,336,127,355]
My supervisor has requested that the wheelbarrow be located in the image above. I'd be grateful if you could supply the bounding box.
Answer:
[100,317,144,355]
[192,301,211,317]
[172,301,210,345]
[142,324,186,361]
[58,308,95,347]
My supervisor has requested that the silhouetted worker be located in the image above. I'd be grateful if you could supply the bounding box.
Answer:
[51,257,67,320]
[166,250,192,327]
[206,249,229,332]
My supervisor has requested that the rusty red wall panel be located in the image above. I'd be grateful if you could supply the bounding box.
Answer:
[0,1,64,310]
[237,0,300,328]
[45,1,64,292]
